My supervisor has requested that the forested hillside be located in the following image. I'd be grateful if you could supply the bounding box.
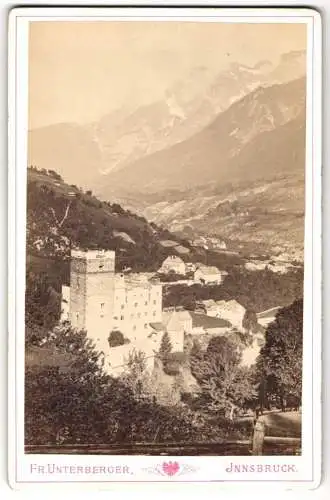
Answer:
[26,167,197,278]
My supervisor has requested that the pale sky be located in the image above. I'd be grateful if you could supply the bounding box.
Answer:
[28,21,307,129]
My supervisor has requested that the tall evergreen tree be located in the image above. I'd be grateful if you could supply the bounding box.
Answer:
[159,331,172,361]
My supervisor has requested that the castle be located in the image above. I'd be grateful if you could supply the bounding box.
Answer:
[61,249,169,375]
[62,248,162,335]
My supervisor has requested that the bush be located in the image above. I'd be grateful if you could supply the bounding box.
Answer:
[163,351,187,376]
[163,360,181,376]
[167,351,187,363]
[108,330,126,348]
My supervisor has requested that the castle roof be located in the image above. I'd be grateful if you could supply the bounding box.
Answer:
[149,322,165,332]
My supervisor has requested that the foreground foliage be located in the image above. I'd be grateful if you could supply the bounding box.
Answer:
[25,325,209,445]
[256,298,303,409]
[190,337,257,418]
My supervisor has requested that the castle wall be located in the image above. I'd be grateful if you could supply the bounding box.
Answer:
[113,280,162,341]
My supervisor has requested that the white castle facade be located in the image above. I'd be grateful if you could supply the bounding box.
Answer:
[61,250,169,375]
[62,249,162,335]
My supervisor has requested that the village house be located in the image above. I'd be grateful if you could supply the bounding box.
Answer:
[194,264,228,285]
[156,307,231,339]
[202,299,247,332]
[158,255,186,275]
[184,262,197,273]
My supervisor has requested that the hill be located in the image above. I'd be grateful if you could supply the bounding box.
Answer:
[26,167,200,277]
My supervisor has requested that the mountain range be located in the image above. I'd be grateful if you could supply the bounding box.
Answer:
[103,77,305,193]
[28,50,305,187]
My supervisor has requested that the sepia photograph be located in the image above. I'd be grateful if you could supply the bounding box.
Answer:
[8,8,322,484]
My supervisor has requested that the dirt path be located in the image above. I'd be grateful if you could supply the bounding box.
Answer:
[235,410,301,438]
[263,411,301,437]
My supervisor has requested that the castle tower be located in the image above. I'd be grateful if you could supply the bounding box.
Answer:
[69,249,116,341]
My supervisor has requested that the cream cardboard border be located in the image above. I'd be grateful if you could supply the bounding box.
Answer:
[8,6,322,491]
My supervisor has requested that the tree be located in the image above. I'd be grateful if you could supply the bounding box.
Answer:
[25,272,61,339]
[108,330,129,348]
[25,324,112,445]
[242,309,258,333]
[191,336,257,417]
[121,349,149,400]
[256,299,303,410]
[158,331,172,361]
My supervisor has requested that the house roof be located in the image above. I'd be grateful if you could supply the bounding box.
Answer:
[161,309,192,333]
[196,265,221,275]
[200,299,217,308]
[190,312,231,329]
[162,255,185,265]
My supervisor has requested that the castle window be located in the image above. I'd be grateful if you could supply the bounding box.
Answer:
[99,264,104,269]
[100,303,105,309]
[133,325,136,331]
[113,316,118,320]
[153,311,156,316]
[144,301,148,306]
[144,323,148,329]
[134,302,138,307]
[153,300,156,305]
[76,313,79,321]
[120,315,124,321]
[121,304,125,310]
